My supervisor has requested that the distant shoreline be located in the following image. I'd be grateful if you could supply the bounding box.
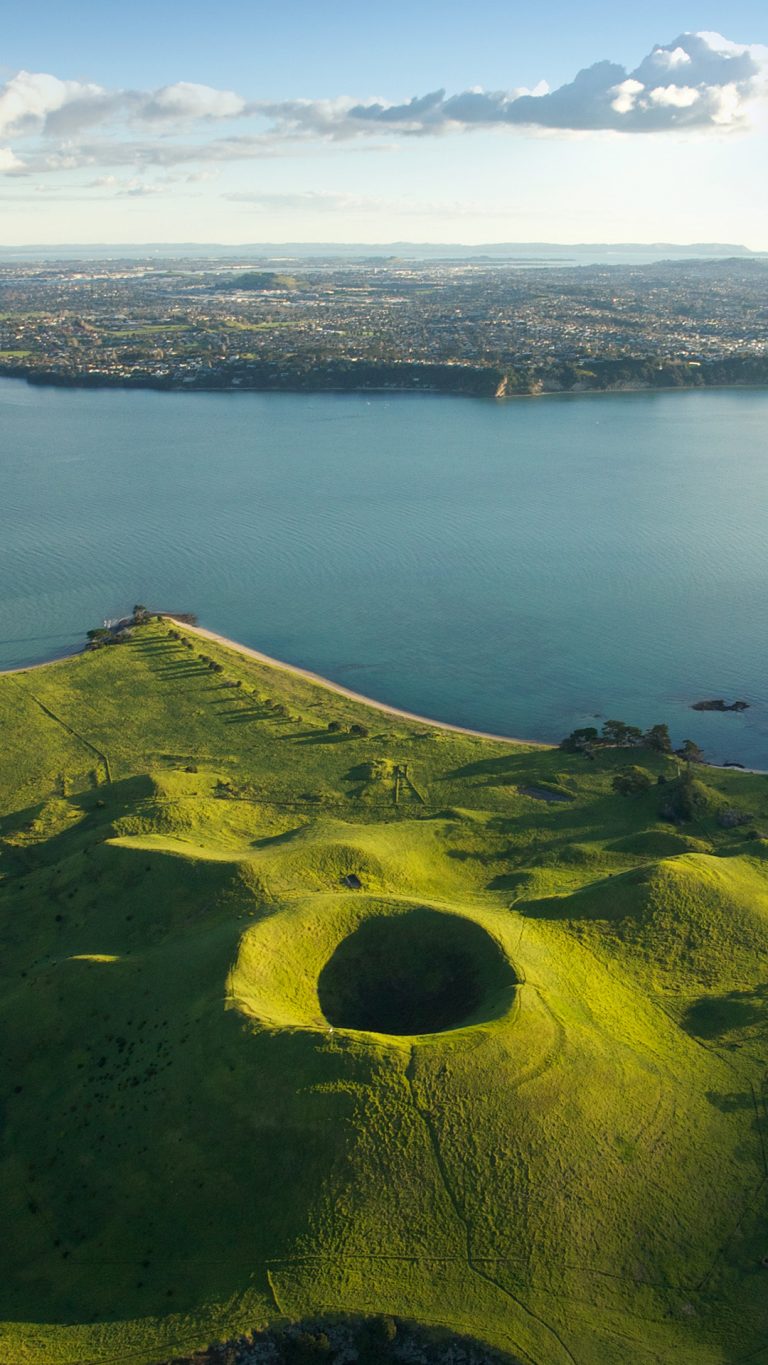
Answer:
[2,369,768,404]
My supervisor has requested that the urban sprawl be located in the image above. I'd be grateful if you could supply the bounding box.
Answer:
[1,255,767,398]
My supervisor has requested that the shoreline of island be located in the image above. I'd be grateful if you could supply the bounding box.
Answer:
[162,616,549,747]
[2,363,768,404]
[0,621,546,747]
[3,616,765,771]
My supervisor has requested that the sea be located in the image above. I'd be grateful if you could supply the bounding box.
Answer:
[1,377,767,767]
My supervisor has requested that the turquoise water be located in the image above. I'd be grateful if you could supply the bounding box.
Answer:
[1,377,767,766]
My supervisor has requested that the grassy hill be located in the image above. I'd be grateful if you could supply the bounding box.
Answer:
[0,619,766,1365]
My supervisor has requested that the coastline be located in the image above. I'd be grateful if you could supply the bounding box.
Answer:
[162,616,549,747]
[0,645,84,676]
[3,617,765,770]
[2,368,768,404]
[0,618,547,748]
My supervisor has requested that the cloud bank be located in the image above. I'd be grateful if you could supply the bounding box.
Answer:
[264,32,766,137]
[1,32,765,178]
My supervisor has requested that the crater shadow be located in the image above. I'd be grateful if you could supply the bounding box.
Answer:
[318,907,516,1036]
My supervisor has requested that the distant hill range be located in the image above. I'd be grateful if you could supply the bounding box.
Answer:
[0,241,761,265]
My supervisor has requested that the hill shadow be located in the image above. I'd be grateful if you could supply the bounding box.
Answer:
[160,1314,523,1365]
[0,775,158,876]
[682,986,768,1040]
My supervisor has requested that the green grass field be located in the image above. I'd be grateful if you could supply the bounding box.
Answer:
[1,619,766,1365]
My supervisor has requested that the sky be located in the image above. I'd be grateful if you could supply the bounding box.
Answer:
[1,0,767,246]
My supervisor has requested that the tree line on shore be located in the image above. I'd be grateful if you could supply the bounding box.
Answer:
[560,718,703,764]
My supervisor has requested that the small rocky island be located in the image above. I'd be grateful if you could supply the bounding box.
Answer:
[691,698,750,712]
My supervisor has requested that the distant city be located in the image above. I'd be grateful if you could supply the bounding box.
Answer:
[1,250,767,398]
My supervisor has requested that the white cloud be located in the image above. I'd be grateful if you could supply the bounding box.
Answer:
[0,29,766,183]
[649,46,691,70]
[0,145,24,172]
[140,82,246,122]
[245,31,767,138]
[647,85,700,108]
[696,31,768,58]
[0,71,107,138]
[0,71,248,146]
[711,83,746,125]
[119,178,164,197]
[611,79,644,114]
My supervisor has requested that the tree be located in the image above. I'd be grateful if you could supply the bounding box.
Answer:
[659,768,703,822]
[678,739,704,764]
[612,765,653,796]
[559,726,598,753]
[281,1331,332,1365]
[644,723,672,753]
[357,1316,397,1363]
[601,719,643,747]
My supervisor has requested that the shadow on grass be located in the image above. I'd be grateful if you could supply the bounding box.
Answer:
[294,732,355,746]
[162,1314,522,1365]
[150,665,211,681]
[444,748,588,784]
[1,1006,368,1327]
[0,775,157,877]
[133,640,177,653]
[706,1090,761,1113]
[250,825,306,849]
[682,986,768,1039]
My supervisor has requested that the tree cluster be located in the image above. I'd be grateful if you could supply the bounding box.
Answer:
[86,626,133,650]
[560,720,704,763]
[560,720,672,753]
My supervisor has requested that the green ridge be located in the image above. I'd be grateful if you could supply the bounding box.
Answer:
[1,621,766,1364]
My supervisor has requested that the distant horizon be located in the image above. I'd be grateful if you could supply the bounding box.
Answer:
[0,239,761,257]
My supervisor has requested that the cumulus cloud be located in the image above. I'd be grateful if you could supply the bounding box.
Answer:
[139,82,246,122]
[0,31,765,179]
[263,32,766,137]
[0,70,248,143]
[0,71,108,139]
[0,146,25,172]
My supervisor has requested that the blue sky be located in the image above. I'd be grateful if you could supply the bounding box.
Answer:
[1,1,766,245]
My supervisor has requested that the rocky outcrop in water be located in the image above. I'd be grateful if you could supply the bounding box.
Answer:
[691,699,749,712]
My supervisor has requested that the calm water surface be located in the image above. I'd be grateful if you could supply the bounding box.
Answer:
[1,378,767,766]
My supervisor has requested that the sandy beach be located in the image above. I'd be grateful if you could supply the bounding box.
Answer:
[0,618,543,746]
[4,617,766,768]
[163,616,548,748]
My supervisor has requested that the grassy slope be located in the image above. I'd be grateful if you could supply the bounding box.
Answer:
[0,621,766,1365]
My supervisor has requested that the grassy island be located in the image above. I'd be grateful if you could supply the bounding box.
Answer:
[1,620,767,1364]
